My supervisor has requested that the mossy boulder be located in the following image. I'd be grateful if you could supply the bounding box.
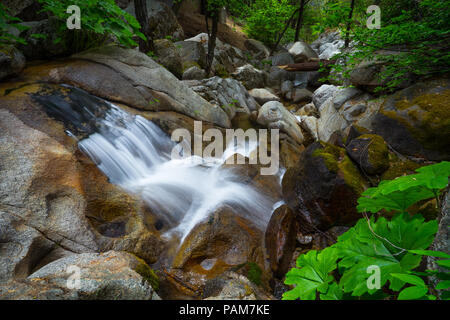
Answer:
[282,141,368,231]
[372,78,450,161]
[346,134,390,175]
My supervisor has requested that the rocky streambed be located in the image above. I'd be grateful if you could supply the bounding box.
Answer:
[1,23,449,300]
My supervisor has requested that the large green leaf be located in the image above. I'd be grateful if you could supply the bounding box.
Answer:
[335,213,438,296]
[283,247,338,300]
[397,286,428,300]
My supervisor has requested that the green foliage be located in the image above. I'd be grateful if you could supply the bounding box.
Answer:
[0,3,30,46]
[243,0,295,45]
[283,162,450,300]
[327,0,450,92]
[37,0,145,51]
[357,161,450,213]
[284,247,338,300]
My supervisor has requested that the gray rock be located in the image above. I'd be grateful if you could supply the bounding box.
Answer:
[0,110,101,285]
[312,84,339,111]
[125,1,184,41]
[73,45,230,127]
[154,39,183,78]
[186,33,247,75]
[332,87,362,110]
[272,52,294,66]
[204,272,273,300]
[175,40,207,69]
[281,81,294,98]
[0,45,25,80]
[288,41,318,63]
[257,101,304,144]
[296,102,319,118]
[187,77,258,119]
[232,64,266,90]
[316,99,349,142]
[349,50,414,92]
[23,251,160,300]
[244,39,270,60]
[249,88,280,105]
[182,66,206,80]
[267,66,295,90]
[343,103,367,121]
[291,88,313,103]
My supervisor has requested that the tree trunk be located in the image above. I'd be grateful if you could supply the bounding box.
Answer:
[134,0,153,53]
[345,0,356,48]
[278,59,335,72]
[270,8,300,55]
[294,0,306,42]
[205,11,218,77]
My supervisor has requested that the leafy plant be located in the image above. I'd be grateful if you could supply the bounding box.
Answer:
[283,162,450,300]
[37,0,145,51]
[325,0,450,92]
[0,3,30,46]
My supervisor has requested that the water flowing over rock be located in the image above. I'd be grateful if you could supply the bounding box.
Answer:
[30,89,276,243]
[311,30,343,60]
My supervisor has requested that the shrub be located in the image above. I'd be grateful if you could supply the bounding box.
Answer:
[284,161,450,300]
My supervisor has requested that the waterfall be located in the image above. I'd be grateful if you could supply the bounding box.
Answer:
[76,103,279,243]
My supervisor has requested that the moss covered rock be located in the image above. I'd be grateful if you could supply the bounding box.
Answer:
[372,78,450,161]
[346,134,390,175]
[282,141,368,231]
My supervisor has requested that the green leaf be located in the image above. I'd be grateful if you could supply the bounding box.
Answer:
[409,250,450,259]
[319,282,343,300]
[436,280,450,290]
[335,213,437,296]
[436,260,450,269]
[397,286,428,300]
[283,247,338,300]
[391,273,425,287]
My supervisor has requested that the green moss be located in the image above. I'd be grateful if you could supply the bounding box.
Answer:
[312,142,341,173]
[382,89,450,151]
[246,262,262,286]
[381,157,422,180]
[339,154,367,195]
[134,258,159,291]
[313,142,367,194]
[358,134,389,173]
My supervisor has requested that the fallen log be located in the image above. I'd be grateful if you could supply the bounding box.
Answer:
[278,59,335,72]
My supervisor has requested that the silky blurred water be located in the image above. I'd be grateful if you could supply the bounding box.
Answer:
[78,104,280,242]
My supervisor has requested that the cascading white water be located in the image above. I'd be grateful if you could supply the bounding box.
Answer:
[78,104,280,243]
